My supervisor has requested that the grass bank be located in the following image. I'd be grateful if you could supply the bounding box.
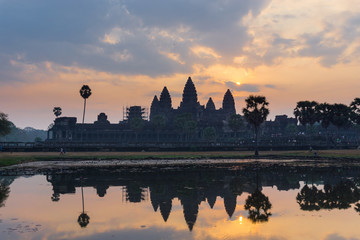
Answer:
[0,149,359,167]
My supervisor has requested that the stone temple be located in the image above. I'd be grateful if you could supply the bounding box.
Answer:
[48,77,239,144]
[150,77,236,123]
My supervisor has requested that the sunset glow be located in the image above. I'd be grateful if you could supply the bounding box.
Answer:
[0,0,359,129]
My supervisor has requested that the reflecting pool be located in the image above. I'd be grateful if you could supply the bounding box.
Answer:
[0,162,360,239]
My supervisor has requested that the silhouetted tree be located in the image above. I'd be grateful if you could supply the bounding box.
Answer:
[51,193,60,202]
[0,183,10,208]
[53,107,62,118]
[294,101,318,148]
[79,85,92,124]
[296,185,321,211]
[184,120,197,141]
[78,212,90,228]
[244,189,272,223]
[203,127,216,143]
[151,114,166,142]
[294,101,319,127]
[174,113,196,142]
[331,104,351,138]
[296,181,360,211]
[355,203,360,214]
[315,103,333,148]
[242,95,269,156]
[0,112,11,137]
[350,98,360,125]
[130,117,144,141]
[228,114,244,133]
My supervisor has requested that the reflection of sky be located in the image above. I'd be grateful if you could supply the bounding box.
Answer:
[0,176,360,240]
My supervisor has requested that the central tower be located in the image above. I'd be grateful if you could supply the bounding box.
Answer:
[180,77,198,109]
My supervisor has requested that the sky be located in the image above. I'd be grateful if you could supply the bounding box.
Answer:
[1,0,360,130]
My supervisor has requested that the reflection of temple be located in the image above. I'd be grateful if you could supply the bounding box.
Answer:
[43,164,360,231]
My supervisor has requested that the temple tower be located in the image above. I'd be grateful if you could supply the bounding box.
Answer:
[206,97,216,111]
[159,87,172,110]
[222,89,236,115]
[180,77,198,109]
[150,95,160,121]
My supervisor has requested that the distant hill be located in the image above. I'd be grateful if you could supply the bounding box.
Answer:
[0,124,47,142]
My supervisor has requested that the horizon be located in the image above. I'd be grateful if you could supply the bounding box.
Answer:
[1,0,360,130]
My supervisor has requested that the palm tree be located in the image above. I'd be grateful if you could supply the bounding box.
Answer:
[293,101,319,127]
[293,101,319,148]
[315,103,333,148]
[350,98,360,125]
[242,95,269,156]
[79,85,92,124]
[331,104,351,129]
[53,107,62,118]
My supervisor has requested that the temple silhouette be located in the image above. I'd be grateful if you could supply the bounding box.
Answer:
[45,76,360,150]
[47,77,240,145]
[150,77,235,122]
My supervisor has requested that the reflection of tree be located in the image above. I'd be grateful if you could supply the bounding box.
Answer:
[0,183,10,207]
[78,212,90,228]
[296,185,321,211]
[355,203,360,214]
[51,193,60,202]
[297,180,360,211]
[78,178,90,228]
[244,189,272,223]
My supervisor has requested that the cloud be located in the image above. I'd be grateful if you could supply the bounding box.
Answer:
[265,84,276,89]
[225,82,260,92]
[324,233,359,240]
[0,0,271,80]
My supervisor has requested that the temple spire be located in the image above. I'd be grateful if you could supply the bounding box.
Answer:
[222,89,236,114]
[159,87,172,109]
[206,97,216,111]
[180,77,198,108]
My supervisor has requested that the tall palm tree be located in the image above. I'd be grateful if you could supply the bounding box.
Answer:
[79,85,92,124]
[315,103,333,148]
[293,101,319,127]
[293,101,319,148]
[242,95,269,156]
[331,103,351,129]
[53,107,62,118]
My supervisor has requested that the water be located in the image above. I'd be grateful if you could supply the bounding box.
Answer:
[0,162,360,239]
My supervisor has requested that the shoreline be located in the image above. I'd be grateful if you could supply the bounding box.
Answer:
[1,149,360,170]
